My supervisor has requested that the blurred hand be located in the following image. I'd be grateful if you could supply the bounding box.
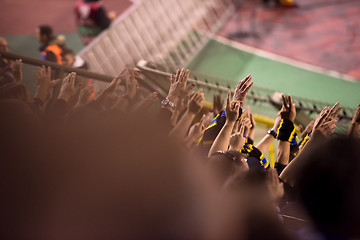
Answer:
[267,168,284,202]
[75,86,94,108]
[126,71,139,100]
[130,92,158,114]
[300,120,314,139]
[352,104,360,124]
[58,72,80,102]
[213,93,224,116]
[12,59,23,83]
[34,65,60,102]
[187,89,204,114]
[187,115,207,141]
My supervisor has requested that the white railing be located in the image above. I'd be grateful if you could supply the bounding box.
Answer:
[78,0,235,77]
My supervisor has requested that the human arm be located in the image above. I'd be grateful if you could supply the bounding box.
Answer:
[184,115,206,149]
[276,95,296,166]
[280,104,339,187]
[208,91,240,157]
[169,89,204,140]
[348,104,360,139]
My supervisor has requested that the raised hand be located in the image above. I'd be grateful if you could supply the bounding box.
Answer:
[12,59,23,83]
[233,74,253,107]
[34,65,60,102]
[280,94,296,122]
[328,102,342,120]
[125,71,139,100]
[58,72,79,102]
[312,106,337,139]
[93,71,123,108]
[267,168,284,202]
[75,86,94,108]
[242,115,252,137]
[225,91,240,123]
[213,93,224,116]
[300,120,314,139]
[187,89,204,114]
[229,123,246,152]
[352,104,360,124]
[130,92,158,114]
[167,68,195,104]
[184,115,207,148]
[348,104,360,138]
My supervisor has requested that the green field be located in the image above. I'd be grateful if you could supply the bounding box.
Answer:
[187,39,360,108]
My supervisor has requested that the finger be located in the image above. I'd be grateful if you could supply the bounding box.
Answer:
[185,83,196,95]
[235,102,240,112]
[239,123,245,135]
[179,68,185,82]
[175,69,180,82]
[240,75,252,92]
[281,94,287,108]
[288,95,293,108]
[184,69,190,83]
[333,105,342,118]
[318,109,330,125]
[329,102,339,116]
[170,74,175,84]
[199,114,205,126]
[236,74,251,90]
[47,66,52,80]
[71,72,77,87]
[52,78,61,86]
[227,91,231,108]
[241,79,253,93]
[141,92,158,108]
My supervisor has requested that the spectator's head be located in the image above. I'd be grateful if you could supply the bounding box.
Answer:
[36,25,53,43]
[0,37,9,52]
[296,137,360,238]
[61,48,75,66]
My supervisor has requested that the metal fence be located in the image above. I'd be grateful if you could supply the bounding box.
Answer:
[77,0,235,78]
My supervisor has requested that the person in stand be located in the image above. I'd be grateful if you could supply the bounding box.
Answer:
[36,25,65,65]
[75,0,116,45]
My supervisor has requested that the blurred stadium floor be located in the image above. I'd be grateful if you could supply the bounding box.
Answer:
[219,0,360,80]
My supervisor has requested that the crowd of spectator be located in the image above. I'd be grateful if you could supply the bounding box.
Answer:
[0,54,359,239]
[0,1,360,238]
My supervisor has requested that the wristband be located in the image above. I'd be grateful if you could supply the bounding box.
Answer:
[161,98,175,109]
[241,144,269,169]
[245,137,253,145]
[277,119,296,142]
[299,133,311,148]
[267,128,277,138]
[290,132,298,146]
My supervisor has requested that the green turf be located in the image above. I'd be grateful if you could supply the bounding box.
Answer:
[3,33,83,94]
[187,39,360,108]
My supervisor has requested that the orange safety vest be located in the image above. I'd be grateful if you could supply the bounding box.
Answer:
[42,45,62,64]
